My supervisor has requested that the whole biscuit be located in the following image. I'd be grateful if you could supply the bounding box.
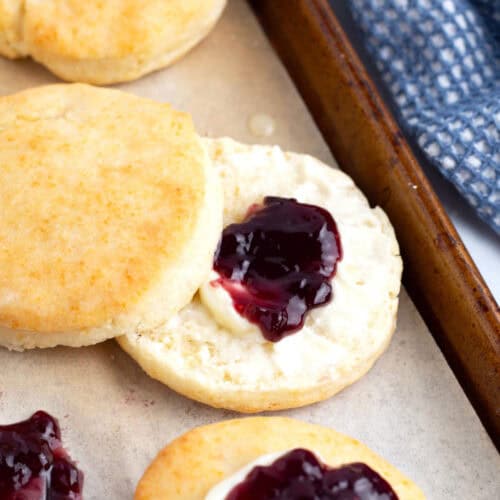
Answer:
[118,138,402,412]
[0,84,222,349]
[0,0,227,84]
[135,417,424,499]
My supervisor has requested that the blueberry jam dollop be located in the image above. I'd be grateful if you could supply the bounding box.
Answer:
[213,197,342,342]
[0,411,83,500]
[226,448,398,500]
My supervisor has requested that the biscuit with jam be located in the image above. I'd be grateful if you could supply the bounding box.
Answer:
[135,417,424,499]
[118,138,402,412]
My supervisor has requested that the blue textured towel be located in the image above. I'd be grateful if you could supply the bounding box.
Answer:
[348,0,499,233]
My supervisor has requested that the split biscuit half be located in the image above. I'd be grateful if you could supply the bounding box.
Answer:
[0,0,227,84]
[0,84,222,349]
[118,138,402,412]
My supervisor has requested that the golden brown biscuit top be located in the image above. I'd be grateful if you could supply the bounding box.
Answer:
[22,0,220,58]
[0,84,207,333]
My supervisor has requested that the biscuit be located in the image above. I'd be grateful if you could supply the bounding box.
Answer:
[0,84,222,349]
[0,0,23,58]
[118,138,402,412]
[0,0,227,84]
[135,417,424,499]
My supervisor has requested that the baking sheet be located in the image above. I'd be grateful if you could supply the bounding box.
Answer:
[0,1,498,498]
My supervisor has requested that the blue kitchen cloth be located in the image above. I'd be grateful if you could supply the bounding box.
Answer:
[348,0,500,233]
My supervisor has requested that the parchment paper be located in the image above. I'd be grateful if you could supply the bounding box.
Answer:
[0,1,498,498]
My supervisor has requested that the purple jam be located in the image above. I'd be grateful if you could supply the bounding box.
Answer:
[213,197,342,342]
[0,411,83,500]
[226,448,398,500]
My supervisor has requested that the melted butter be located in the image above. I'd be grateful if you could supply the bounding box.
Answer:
[248,114,276,137]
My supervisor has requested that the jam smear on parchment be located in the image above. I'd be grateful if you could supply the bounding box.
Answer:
[0,411,83,500]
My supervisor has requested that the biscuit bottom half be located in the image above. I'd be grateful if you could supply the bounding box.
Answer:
[117,138,403,412]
